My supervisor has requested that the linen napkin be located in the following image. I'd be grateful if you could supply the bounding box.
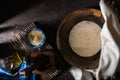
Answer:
[95,0,120,79]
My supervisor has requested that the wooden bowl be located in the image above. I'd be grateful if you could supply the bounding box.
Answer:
[56,8,104,69]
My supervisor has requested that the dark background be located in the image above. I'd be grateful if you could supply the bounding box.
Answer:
[0,0,100,26]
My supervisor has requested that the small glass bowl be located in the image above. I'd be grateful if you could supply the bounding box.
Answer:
[25,27,46,49]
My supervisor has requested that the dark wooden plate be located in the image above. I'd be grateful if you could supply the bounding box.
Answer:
[56,8,104,69]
